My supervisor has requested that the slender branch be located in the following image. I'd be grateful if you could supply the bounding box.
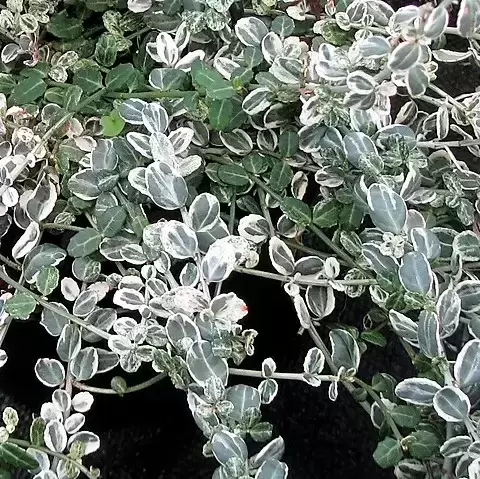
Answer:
[0,253,20,271]
[353,377,403,441]
[7,439,94,478]
[418,138,480,149]
[106,90,191,100]
[234,266,376,287]
[0,268,111,340]
[230,368,337,382]
[258,189,275,237]
[42,223,84,232]
[73,373,166,395]
[283,239,347,264]
[307,327,371,415]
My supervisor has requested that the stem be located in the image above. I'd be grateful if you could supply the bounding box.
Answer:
[7,439,94,478]
[42,223,83,232]
[442,422,453,478]
[125,26,151,40]
[214,197,236,297]
[234,266,376,287]
[258,189,275,237]
[73,373,166,395]
[106,90,191,100]
[230,368,337,382]
[418,139,480,149]
[0,268,111,340]
[0,254,20,271]
[307,327,371,415]
[283,239,347,264]
[353,377,403,441]
[428,84,465,111]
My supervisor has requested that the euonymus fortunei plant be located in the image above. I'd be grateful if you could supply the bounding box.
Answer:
[0,0,478,477]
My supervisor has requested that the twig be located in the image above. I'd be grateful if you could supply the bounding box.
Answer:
[73,373,167,395]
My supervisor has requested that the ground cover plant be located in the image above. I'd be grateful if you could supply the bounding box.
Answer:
[0,0,479,477]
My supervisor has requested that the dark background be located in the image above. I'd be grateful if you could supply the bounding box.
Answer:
[1,0,479,478]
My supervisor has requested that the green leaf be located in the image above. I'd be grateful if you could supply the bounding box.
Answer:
[0,443,38,470]
[97,206,127,237]
[5,293,36,319]
[407,430,440,459]
[360,330,387,347]
[35,266,59,296]
[209,81,236,100]
[209,99,233,131]
[269,162,293,192]
[271,16,295,36]
[100,110,125,137]
[231,67,254,88]
[106,63,135,92]
[0,468,11,479]
[0,74,16,94]
[95,35,118,67]
[390,405,421,428]
[313,200,341,228]
[373,437,403,468]
[191,60,225,89]
[280,198,312,226]
[217,164,250,186]
[67,228,102,258]
[44,87,65,106]
[63,85,83,112]
[29,417,46,446]
[47,12,83,39]
[73,67,103,94]
[278,131,299,158]
[339,203,364,230]
[242,153,268,174]
[9,76,46,106]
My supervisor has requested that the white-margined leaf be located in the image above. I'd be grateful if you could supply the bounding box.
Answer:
[119,99,147,124]
[96,349,119,373]
[57,324,81,362]
[60,278,80,302]
[235,17,268,46]
[158,286,209,316]
[160,220,198,259]
[255,459,288,479]
[201,240,236,283]
[169,127,194,155]
[261,32,282,64]
[367,184,407,234]
[126,132,152,158]
[436,288,460,338]
[362,243,399,275]
[166,313,201,352]
[238,214,269,244]
[344,132,377,167]
[44,420,67,453]
[113,288,144,310]
[346,71,376,95]
[153,32,179,66]
[293,295,311,328]
[410,228,441,259]
[389,310,418,346]
[268,237,294,276]
[303,347,325,377]
[258,379,278,404]
[424,7,448,39]
[432,49,472,62]
[270,57,302,84]
[142,102,169,134]
[330,329,360,371]
[440,436,472,458]
[68,170,101,201]
[399,252,432,294]
[212,430,248,466]
[388,42,421,71]
[67,431,100,455]
[242,87,273,115]
[219,129,253,155]
[12,221,40,259]
[26,182,57,223]
[436,104,449,140]
[406,64,429,97]
[91,139,118,171]
[210,292,248,324]
[395,377,441,405]
[249,437,285,469]
[70,347,98,381]
[40,303,69,337]
[226,384,261,422]
[64,413,85,434]
[188,193,220,232]
[359,36,390,58]
[417,311,443,358]
[305,286,335,319]
[149,132,176,166]
[455,281,480,314]
[73,290,98,317]
[34,359,65,387]
[454,340,480,387]
[457,0,479,37]
[433,386,470,422]
[186,340,229,386]
[145,162,188,210]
